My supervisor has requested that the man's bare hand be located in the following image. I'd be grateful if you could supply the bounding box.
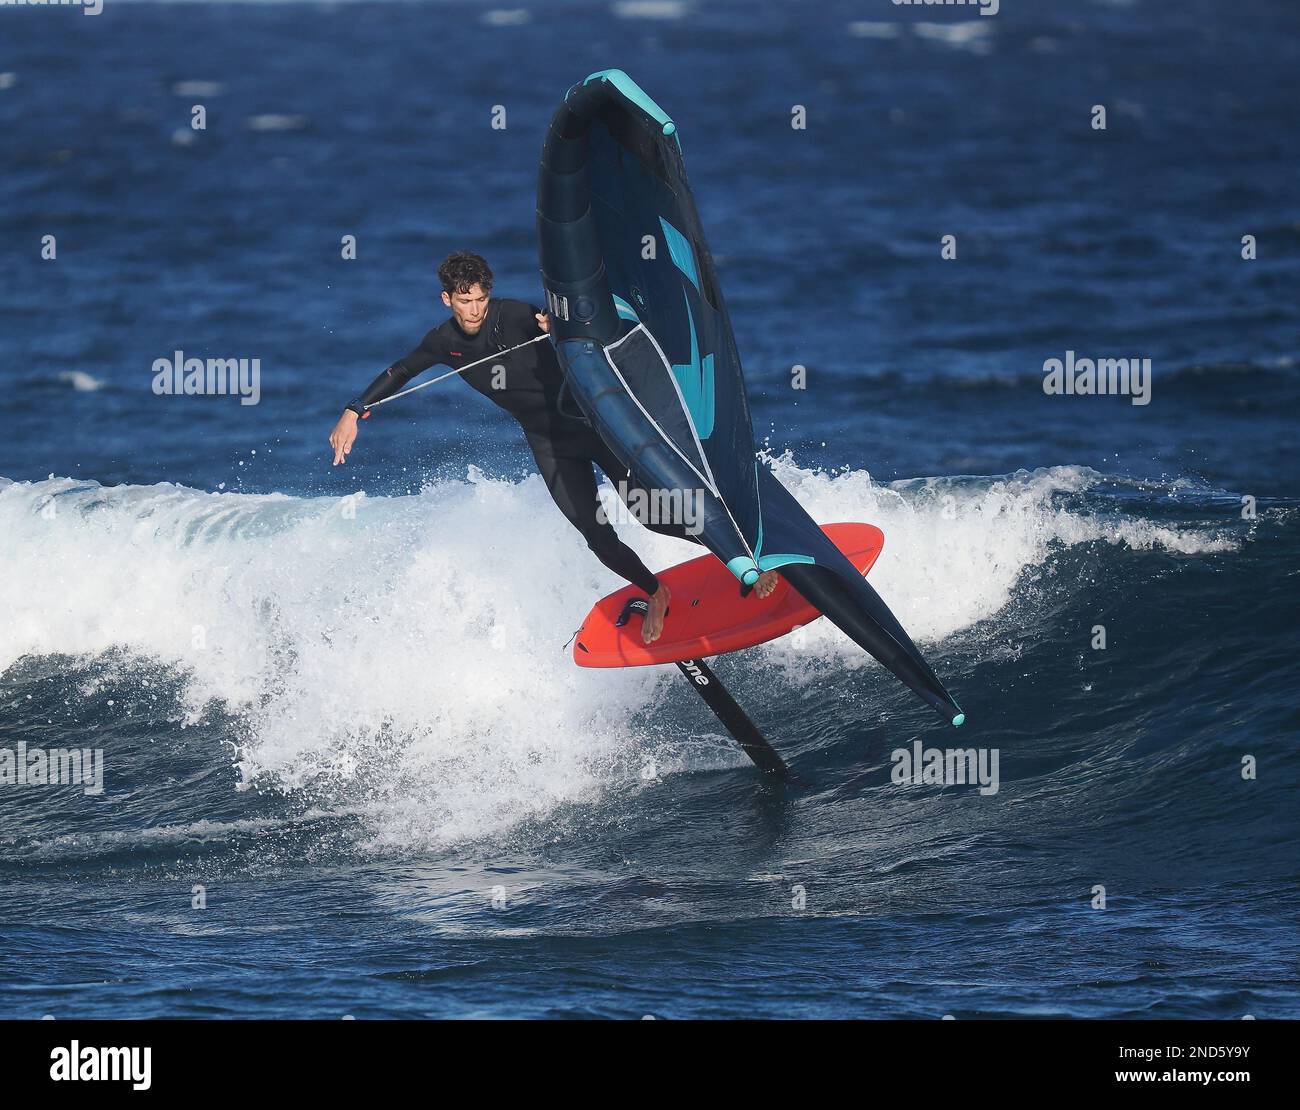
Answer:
[330,410,359,465]
[535,312,550,334]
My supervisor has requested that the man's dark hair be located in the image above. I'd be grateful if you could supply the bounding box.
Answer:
[438,251,493,296]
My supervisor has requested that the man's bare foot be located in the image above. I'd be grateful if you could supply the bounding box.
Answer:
[754,570,778,599]
[643,583,671,644]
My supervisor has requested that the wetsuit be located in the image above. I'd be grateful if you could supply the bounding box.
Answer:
[348,297,700,595]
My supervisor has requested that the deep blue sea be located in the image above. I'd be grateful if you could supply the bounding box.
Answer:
[1,0,1297,1019]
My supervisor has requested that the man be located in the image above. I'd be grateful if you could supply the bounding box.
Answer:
[329,251,775,644]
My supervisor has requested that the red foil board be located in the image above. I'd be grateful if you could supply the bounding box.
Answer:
[572,522,885,668]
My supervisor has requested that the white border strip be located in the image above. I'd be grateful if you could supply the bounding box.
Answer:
[602,324,756,562]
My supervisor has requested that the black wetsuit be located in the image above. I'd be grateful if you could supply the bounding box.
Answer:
[348,297,699,595]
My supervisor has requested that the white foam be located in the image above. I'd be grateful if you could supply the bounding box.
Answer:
[57,370,104,392]
[171,80,224,97]
[913,21,994,54]
[847,22,903,40]
[245,114,309,132]
[0,465,1234,846]
[481,8,531,25]
[753,456,1235,665]
[612,0,689,20]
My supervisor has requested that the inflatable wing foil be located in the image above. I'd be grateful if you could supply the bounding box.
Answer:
[537,70,963,726]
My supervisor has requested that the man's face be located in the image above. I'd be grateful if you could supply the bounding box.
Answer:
[442,283,490,334]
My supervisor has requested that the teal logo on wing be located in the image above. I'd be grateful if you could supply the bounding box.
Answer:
[674,294,715,438]
[659,216,700,291]
[659,216,714,438]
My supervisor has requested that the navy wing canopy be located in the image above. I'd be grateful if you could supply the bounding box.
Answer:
[537,69,964,727]
[537,68,761,583]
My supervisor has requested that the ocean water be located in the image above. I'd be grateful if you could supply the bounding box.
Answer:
[1,0,1297,1018]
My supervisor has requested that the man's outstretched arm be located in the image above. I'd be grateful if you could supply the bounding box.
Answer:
[330,332,445,465]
